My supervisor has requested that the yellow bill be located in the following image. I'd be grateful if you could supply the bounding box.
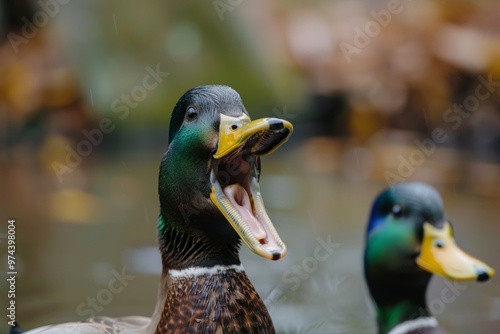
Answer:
[416,222,495,281]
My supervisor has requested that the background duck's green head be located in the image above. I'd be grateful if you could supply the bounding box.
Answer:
[364,182,494,296]
[159,85,292,264]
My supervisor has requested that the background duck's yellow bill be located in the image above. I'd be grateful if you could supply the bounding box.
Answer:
[416,222,495,281]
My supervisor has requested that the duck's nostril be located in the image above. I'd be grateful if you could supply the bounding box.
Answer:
[231,124,238,130]
[476,268,490,282]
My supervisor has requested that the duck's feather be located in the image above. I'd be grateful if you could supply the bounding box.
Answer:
[23,316,151,334]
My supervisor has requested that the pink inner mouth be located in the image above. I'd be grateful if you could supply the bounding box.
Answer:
[223,183,282,251]
[224,184,266,240]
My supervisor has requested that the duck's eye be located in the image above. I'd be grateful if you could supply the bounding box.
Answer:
[186,107,199,121]
[391,204,403,218]
[231,124,239,130]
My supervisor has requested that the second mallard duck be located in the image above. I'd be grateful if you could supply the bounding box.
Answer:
[364,182,495,334]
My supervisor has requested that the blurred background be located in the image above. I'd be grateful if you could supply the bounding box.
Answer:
[1,0,499,333]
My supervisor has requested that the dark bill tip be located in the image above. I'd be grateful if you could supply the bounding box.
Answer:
[268,119,285,130]
[272,252,281,261]
[477,268,490,282]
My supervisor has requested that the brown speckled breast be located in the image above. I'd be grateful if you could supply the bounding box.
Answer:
[155,268,275,334]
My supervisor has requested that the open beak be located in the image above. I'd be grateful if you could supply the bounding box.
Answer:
[210,114,293,260]
[416,222,495,281]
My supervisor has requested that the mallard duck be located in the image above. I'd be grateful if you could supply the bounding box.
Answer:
[364,182,495,334]
[17,85,293,334]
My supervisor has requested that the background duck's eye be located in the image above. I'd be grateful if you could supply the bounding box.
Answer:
[391,204,403,218]
[186,107,198,121]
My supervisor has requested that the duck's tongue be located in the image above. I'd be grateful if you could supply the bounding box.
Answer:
[225,183,287,252]
[210,167,286,260]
